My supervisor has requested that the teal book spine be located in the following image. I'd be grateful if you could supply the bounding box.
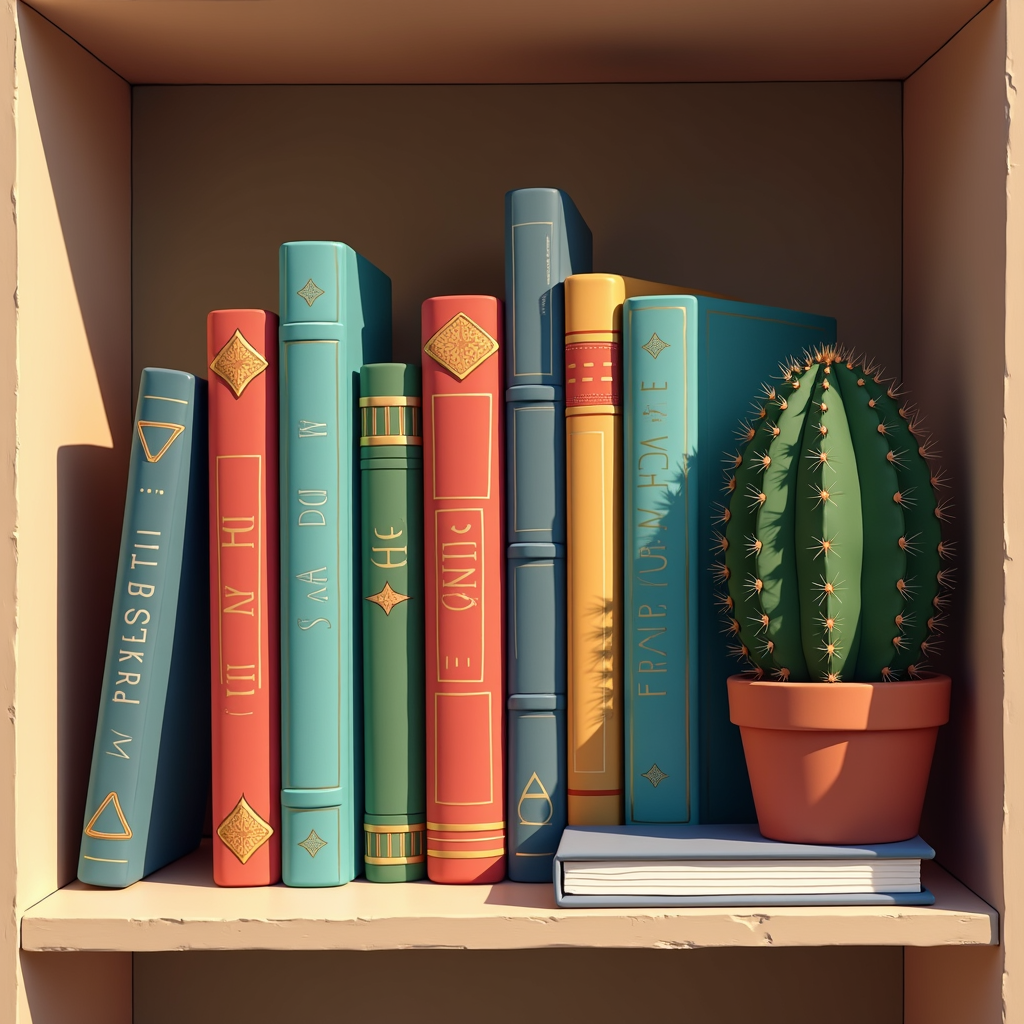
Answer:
[78,368,209,887]
[504,188,590,881]
[623,296,837,825]
[279,241,391,886]
[623,299,699,825]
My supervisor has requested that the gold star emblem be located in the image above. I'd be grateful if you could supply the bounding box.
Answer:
[365,580,410,616]
[298,829,328,858]
[642,763,669,788]
[297,278,325,306]
[209,329,269,398]
[216,795,274,864]
[424,312,499,381]
[642,333,670,359]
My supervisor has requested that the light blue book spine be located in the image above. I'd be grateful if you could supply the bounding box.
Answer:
[623,298,700,825]
[78,369,209,887]
[279,241,391,886]
[693,298,836,823]
[504,188,591,881]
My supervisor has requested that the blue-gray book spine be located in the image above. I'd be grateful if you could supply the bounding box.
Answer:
[504,188,591,880]
[279,241,391,886]
[622,296,836,825]
[78,369,209,887]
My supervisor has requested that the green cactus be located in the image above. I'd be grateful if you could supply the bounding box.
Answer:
[719,348,950,682]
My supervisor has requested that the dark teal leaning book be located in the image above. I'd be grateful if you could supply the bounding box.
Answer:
[622,297,836,825]
[504,188,591,881]
[553,824,936,908]
[280,241,391,886]
[78,369,209,888]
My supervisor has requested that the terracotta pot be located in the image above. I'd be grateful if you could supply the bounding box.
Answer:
[727,674,951,845]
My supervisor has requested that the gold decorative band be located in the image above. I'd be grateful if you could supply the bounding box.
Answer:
[426,820,505,832]
[359,396,422,408]
[427,848,506,859]
[364,825,425,862]
[365,854,427,865]
[566,405,620,417]
[360,435,423,447]
[364,822,426,833]
[360,404,421,442]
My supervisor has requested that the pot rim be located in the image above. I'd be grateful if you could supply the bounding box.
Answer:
[727,673,951,732]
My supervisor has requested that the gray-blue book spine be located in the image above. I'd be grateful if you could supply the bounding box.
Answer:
[78,368,209,887]
[622,296,836,825]
[504,187,591,880]
[279,241,391,886]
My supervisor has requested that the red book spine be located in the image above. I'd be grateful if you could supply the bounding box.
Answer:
[207,309,281,886]
[421,295,506,883]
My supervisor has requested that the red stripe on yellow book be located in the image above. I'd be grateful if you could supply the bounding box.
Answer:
[422,296,506,883]
[208,309,281,886]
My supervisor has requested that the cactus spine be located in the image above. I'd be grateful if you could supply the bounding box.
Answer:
[719,348,949,682]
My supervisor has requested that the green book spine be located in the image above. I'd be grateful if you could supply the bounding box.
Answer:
[360,363,426,881]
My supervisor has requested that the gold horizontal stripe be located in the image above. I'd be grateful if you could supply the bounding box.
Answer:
[566,405,620,417]
[359,396,422,407]
[360,435,423,446]
[365,854,426,865]
[364,823,426,834]
[82,855,128,863]
[427,848,505,859]
[427,820,504,832]
[430,834,506,843]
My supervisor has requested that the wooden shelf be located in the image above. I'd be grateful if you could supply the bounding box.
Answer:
[20,842,997,953]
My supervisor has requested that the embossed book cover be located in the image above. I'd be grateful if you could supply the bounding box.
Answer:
[360,362,426,881]
[78,369,209,887]
[422,296,506,883]
[208,310,280,886]
[279,242,391,886]
[504,188,591,880]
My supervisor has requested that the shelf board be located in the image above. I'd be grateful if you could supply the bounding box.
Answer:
[20,843,997,952]
[28,0,988,85]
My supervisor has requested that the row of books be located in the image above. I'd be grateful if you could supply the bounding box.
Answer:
[77,188,839,892]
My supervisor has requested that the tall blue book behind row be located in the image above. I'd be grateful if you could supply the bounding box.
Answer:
[504,188,592,881]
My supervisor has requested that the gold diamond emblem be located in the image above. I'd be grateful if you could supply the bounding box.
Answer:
[642,333,670,359]
[297,278,325,306]
[424,312,499,381]
[642,763,669,788]
[216,794,274,864]
[209,329,269,398]
[365,580,410,616]
[298,829,328,858]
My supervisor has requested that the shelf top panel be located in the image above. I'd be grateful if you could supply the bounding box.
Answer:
[27,0,988,85]
[21,845,997,952]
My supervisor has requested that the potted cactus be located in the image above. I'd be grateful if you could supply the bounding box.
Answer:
[717,347,952,844]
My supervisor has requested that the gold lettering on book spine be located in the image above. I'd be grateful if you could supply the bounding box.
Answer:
[424,313,499,381]
[210,329,269,398]
[216,795,274,864]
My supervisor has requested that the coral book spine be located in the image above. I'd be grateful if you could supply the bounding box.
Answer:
[421,295,506,883]
[208,309,281,886]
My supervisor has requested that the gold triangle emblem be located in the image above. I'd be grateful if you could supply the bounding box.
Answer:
[424,312,499,381]
[137,421,185,463]
[216,794,274,864]
[84,791,133,840]
[517,771,554,826]
[209,329,269,398]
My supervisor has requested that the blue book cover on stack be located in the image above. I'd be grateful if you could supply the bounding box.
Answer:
[622,296,836,826]
[279,241,391,886]
[504,188,592,881]
[78,368,209,888]
[553,824,936,908]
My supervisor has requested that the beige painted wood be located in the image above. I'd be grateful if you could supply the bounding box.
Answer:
[9,5,132,1022]
[20,846,996,952]
[902,1,1012,1020]
[26,0,988,84]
